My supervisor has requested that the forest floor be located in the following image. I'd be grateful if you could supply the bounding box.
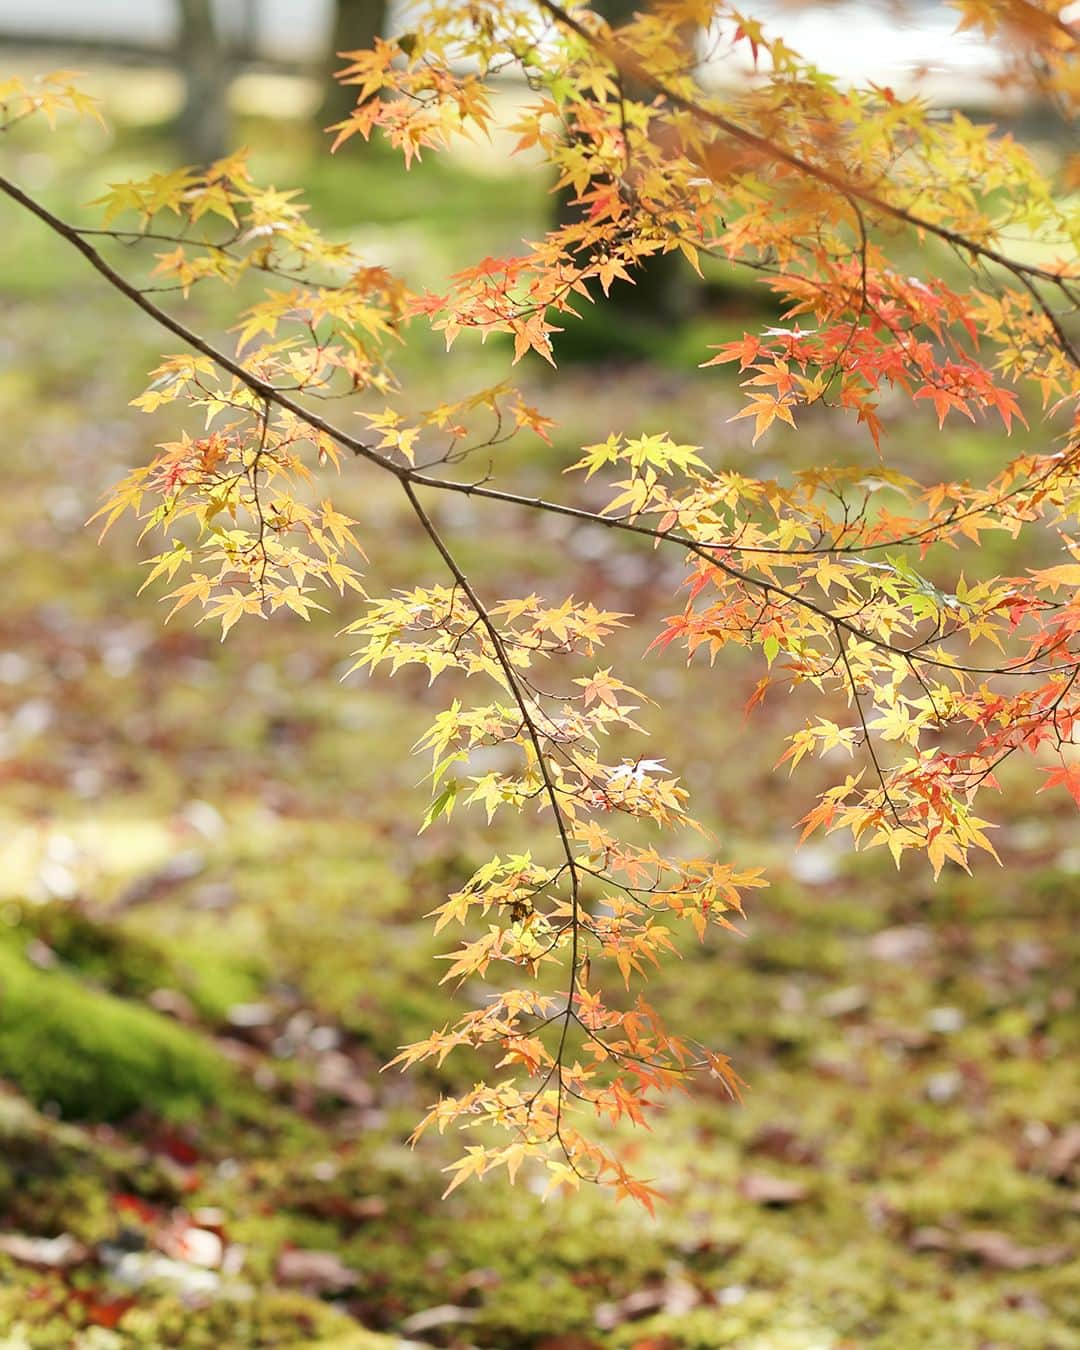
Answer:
[0,75,1077,1348]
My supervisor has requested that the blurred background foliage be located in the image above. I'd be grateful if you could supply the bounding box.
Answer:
[0,2,1077,1346]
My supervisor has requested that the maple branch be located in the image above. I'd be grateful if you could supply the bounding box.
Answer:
[0,171,394,475]
[4,172,1073,688]
[70,224,339,291]
[411,476,1075,679]
[250,397,272,594]
[9,27,1078,1207]
[398,479,585,1137]
[535,0,1080,367]
[835,621,905,830]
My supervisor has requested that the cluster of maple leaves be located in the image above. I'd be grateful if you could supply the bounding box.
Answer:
[1,0,1077,1208]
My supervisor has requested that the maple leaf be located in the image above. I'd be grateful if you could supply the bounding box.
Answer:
[441,1146,490,1197]
[1032,563,1080,594]
[1037,761,1080,808]
[199,588,266,640]
[729,393,797,445]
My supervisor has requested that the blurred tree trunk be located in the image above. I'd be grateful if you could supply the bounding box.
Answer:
[319,0,389,132]
[235,0,260,59]
[561,0,698,345]
[175,0,229,164]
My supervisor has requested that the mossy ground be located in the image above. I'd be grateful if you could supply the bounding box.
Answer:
[0,67,1076,1348]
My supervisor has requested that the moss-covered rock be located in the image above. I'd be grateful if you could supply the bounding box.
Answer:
[0,944,231,1121]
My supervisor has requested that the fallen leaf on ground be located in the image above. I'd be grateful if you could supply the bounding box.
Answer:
[867,925,933,963]
[746,1123,819,1166]
[275,1246,357,1292]
[399,1304,481,1334]
[68,1290,138,1329]
[738,1173,810,1206]
[1044,1124,1080,1181]
[0,1232,89,1268]
[908,1227,953,1253]
[595,1279,699,1330]
[958,1230,1072,1270]
[909,1226,1072,1270]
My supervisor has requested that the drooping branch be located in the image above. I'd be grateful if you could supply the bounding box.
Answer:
[400,479,589,1163]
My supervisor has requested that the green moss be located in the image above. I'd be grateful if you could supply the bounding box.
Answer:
[0,944,232,1121]
[885,1137,1055,1230]
[0,895,267,1027]
[118,1292,397,1348]
[0,1287,397,1349]
[0,1093,183,1242]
